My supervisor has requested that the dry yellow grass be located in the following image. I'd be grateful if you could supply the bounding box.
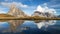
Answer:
[0,16,60,20]
[0,14,14,17]
[0,14,60,20]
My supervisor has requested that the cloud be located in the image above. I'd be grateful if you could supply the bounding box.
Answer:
[0,22,7,24]
[51,0,60,2]
[50,4,60,9]
[36,20,56,29]
[0,8,7,14]
[0,11,6,14]
[46,0,60,9]
[5,0,9,1]
[1,2,28,8]
[36,22,45,29]
[35,3,56,14]
[49,9,56,13]
[36,5,45,12]
[0,10,6,14]
[5,0,13,2]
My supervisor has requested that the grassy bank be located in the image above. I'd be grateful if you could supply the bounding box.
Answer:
[0,17,60,20]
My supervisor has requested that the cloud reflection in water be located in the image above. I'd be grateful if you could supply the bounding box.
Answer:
[34,20,56,29]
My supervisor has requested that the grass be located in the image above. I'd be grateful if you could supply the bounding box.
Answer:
[0,14,14,17]
[0,14,60,20]
[0,16,60,20]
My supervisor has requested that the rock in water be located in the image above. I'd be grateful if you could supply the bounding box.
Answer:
[8,4,27,17]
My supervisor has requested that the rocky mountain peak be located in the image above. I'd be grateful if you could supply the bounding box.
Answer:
[32,11,55,18]
[8,4,27,17]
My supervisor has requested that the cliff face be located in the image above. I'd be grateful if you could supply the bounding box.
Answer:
[8,5,27,17]
[32,11,55,18]
[32,11,47,17]
[45,12,55,18]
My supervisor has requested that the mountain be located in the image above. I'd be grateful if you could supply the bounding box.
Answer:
[32,11,47,17]
[8,20,24,32]
[57,15,60,18]
[32,11,55,18]
[8,4,27,18]
[44,12,55,18]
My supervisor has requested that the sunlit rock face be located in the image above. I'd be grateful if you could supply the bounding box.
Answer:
[34,20,56,29]
[8,4,27,17]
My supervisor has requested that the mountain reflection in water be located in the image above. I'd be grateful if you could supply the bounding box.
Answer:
[8,20,24,32]
[0,20,59,34]
[0,20,25,32]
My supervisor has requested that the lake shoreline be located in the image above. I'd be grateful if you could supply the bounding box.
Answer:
[0,17,60,20]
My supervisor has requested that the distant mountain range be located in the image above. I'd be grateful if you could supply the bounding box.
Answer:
[0,4,58,18]
[32,11,56,18]
[57,15,60,18]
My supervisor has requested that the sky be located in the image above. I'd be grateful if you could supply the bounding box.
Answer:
[0,0,60,16]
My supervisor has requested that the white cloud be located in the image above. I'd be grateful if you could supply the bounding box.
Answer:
[5,0,9,1]
[0,22,7,24]
[1,2,28,8]
[49,9,56,13]
[0,8,7,14]
[36,5,45,12]
[51,0,60,2]
[50,4,60,8]
[36,22,45,29]
[35,20,56,29]
[35,3,56,14]
[0,10,6,14]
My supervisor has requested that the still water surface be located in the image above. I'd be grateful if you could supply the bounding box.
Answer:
[0,20,60,34]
